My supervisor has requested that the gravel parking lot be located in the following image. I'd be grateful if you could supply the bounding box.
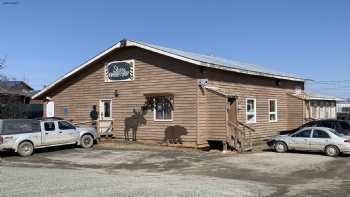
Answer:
[1,143,350,197]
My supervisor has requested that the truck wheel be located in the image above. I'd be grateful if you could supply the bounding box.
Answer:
[18,141,34,157]
[81,134,94,148]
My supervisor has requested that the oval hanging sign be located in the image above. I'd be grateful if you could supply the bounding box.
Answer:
[105,60,134,82]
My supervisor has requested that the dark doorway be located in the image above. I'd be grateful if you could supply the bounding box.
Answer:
[227,97,237,124]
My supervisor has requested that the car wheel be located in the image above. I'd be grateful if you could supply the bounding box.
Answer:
[275,141,288,153]
[325,145,339,157]
[81,134,94,148]
[17,141,34,157]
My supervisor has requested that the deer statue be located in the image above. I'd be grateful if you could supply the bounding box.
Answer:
[124,109,147,141]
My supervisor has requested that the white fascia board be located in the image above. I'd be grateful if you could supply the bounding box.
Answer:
[32,42,122,99]
[305,97,342,101]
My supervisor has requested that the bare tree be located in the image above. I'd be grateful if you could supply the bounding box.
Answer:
[0,55,6,70]
[0,56,10,82]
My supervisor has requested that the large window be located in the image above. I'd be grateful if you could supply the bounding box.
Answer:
[246,98,256,124]
[154,96,173,121]
[269,99,278,122]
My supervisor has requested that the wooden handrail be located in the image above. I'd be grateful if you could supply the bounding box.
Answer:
[227,121,244,132]
[237,121,255,133]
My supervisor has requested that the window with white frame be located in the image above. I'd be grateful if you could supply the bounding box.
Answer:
[246,98,256,123]
[154,96,173,121]
[269,99,278,122]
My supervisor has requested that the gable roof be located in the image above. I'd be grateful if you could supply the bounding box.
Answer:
[0,81,33,96]
[32,39,305,100]
[2,81,33,91]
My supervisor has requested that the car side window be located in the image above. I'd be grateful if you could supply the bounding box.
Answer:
[58,121,75,130]
[312,129,330,138]
[44,122,55,131]
[292,130,312,138]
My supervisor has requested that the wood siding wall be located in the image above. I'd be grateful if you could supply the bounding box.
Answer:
[45,47,199,147]
[197,68,305,142]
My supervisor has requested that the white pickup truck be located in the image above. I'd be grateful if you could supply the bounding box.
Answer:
[0,118,97,156]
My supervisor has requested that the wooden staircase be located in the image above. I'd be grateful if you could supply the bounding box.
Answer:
[227,121,255,152]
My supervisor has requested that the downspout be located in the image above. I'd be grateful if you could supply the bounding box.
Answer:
[196,83,200,148]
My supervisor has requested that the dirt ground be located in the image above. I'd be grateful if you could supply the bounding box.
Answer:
[0,142,350,197]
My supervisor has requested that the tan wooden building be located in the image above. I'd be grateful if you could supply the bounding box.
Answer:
[32,39,306,149]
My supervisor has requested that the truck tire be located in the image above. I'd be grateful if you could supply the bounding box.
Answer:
[17,141,34,157]
[81,134,94,148]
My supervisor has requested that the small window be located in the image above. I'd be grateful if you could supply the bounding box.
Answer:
[44,122,55,131]
[246,98,256,123]
[100,99,112,119]
[58,121,75,130]
[63,107,69,116]
[154,96,173,121]
[104,102,111,118]
[292,129,312,138]
[312,129,330,138]
[269,99,278,122]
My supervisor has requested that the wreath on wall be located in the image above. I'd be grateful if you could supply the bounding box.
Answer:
[142,96,174,113]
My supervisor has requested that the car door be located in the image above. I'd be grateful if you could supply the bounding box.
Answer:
[42,121,62,145]
[57,121,79,143]
[289,129,312,151]
[309,129,331,151]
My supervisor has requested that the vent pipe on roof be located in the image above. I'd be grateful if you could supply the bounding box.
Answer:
[120,39,127,48]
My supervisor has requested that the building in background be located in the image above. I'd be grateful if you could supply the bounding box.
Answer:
[304,91,343,121]
[337,100,350,121]
[0,81,33,104]
[0,81,43,118]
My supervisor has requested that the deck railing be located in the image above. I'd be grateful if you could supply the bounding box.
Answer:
[227,121,254,152]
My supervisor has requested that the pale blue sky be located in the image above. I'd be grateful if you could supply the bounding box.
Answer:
[0,0,349,98]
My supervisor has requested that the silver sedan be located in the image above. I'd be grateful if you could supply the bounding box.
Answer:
[268,127,350,157]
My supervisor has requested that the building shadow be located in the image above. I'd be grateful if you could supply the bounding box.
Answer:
[124,109,147,141]
[163,125,188,144]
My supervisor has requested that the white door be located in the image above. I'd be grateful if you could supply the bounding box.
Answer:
[99,100,113,134]
[46,101,55,117]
